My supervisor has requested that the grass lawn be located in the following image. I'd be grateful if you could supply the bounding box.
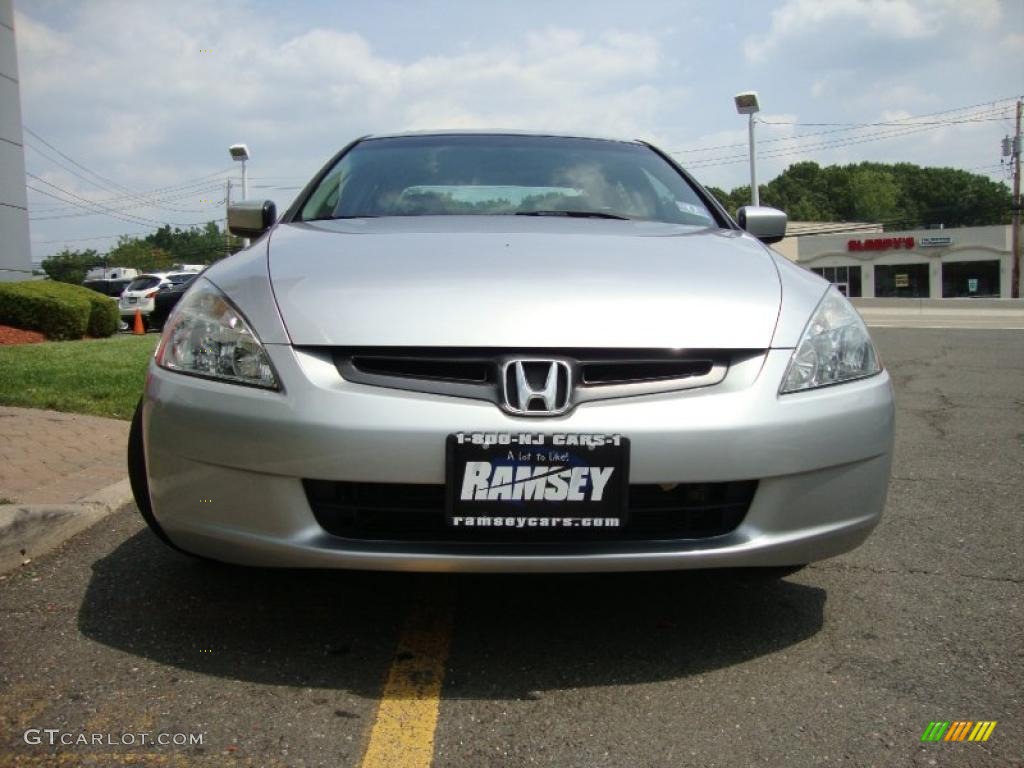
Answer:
[0,334,159,420]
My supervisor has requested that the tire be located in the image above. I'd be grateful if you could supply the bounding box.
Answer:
[127,399,186,553]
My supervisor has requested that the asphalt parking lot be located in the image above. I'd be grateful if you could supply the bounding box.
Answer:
[1,327,1021,768]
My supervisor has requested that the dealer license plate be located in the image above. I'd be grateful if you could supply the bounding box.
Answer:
[446,432,629,531]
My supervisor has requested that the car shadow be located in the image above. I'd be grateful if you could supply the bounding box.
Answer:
[78,530,825,700]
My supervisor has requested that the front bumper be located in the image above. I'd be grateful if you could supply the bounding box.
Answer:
[143,346,894,572]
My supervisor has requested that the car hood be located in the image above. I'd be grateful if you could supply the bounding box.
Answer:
[267,217,783,349]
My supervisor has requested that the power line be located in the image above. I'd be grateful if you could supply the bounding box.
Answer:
[26,181,178,228]
[684,118,1001,170]
[669,98,1017,155]
[29,183,225,221]
[684,107,1011,166]
[22,126,140,196]
[25,166,235,212]
[21,126,235,212]
[757,115,1010,128]
[25,140,228,215]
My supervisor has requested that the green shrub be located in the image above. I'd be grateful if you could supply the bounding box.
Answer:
[0,281,99,340]
[82,290,120,337]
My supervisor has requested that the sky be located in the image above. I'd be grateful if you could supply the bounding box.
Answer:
[13,0,1024,260]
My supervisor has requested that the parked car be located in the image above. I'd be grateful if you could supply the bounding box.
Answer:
[85,267,138,281]
[118,271,198,329]
[129,131,894,573]
[148,272,200,331]
[83,277,133,299]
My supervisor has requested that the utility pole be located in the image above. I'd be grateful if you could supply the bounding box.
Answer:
[1012,99,1021,299]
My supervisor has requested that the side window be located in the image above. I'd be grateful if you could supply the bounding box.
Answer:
[301,168,344,220]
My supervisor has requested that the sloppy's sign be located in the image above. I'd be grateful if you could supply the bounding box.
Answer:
[848,237,915,252]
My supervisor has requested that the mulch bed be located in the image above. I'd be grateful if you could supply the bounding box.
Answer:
[0,325,47,345]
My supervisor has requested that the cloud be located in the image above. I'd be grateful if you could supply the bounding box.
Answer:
[745,0,1002,64]
[16,2,668,179]
[14,1,681,253]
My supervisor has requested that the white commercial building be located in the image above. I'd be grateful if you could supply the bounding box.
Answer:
[0,0,30,282]
[784,225,1017,299]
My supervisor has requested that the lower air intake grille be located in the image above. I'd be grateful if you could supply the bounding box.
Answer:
[304,480,756,543]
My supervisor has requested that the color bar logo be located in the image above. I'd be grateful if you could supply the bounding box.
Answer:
[921,721,997,742]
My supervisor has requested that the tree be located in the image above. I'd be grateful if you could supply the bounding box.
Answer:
[106,238,175,273]
[144,221,239,264]
[845,167,903,223]
[711,161,1012,229]
[103,220,241,273]
[761,161,835,221]
[41,248,102,284]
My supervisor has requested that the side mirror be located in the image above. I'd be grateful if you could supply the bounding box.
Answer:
[736,206,787,244]
[228,200,277,239]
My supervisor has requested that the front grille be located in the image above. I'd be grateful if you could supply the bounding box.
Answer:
[350,355,492,384]
[325,347,757,413]
[580,359,714,384]
[304,479,756,543]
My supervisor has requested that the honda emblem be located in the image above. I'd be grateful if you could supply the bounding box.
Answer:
[502,360,572,415]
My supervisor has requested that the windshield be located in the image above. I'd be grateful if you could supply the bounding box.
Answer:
[299,135,717,226]
[126,276,161,291]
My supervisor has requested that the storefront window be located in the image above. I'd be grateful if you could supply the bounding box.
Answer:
[874,264,930,298]
[942,260,1001,298]
[810,266,862,297]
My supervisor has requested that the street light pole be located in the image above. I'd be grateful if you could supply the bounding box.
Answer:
[229,143,251,248]
[734,91,761,207]
[749,111,757,207]
[1011,99,1021,299]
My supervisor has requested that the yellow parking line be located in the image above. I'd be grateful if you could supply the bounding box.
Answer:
[360,578,456,768]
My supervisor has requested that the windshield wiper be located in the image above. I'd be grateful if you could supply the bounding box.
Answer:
[304,214,380,221]
[515,210,630,220]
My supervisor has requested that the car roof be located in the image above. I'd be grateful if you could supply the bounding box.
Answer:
[363,129,644,145]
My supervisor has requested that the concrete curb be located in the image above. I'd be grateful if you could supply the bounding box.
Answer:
[0,478,133,574]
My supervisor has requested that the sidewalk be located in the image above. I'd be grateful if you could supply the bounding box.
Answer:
[0,406,129,505]
[0,406,133,573]
[852,297,1024,329]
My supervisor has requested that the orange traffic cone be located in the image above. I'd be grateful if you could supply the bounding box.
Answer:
[132,309,145,335]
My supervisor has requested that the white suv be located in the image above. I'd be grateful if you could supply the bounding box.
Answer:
[119,272,198,327]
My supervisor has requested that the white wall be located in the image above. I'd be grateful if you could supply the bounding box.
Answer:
[0,0,31,282]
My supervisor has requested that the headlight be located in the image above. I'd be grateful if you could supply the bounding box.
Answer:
[155,279,279,390]
[780,288,880,394]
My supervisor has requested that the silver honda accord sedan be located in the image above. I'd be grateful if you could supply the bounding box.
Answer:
[128,131,894,572]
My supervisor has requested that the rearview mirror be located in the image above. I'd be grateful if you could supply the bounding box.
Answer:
[228,200,277,239]
[736,206,787,244]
